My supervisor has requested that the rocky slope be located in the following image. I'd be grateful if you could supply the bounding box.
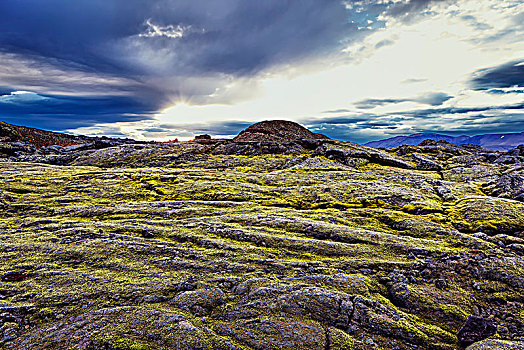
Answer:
[0,123,524,349]
[0,121,140,150]
[0,121,93,148]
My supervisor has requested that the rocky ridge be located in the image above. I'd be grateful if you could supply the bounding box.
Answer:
[0,121,523,349]
[0,121,142,150]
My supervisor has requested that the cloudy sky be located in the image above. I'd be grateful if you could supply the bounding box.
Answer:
[0,0,522,143]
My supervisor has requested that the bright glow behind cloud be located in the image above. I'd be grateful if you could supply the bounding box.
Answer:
[93,0,521,141]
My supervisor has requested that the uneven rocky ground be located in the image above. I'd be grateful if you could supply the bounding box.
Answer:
[1,138,524,349]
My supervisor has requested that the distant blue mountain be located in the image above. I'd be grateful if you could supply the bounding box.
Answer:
[365,132,524,151]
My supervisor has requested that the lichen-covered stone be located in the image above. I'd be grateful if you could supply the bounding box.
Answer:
[1,135,523,349]
[466,339,524,349]
[458,316,497,346]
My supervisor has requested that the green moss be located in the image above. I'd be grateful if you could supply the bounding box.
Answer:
[449,197,524,235]
[94,336,152,350]
[327,327,370,349]
[1,145,522,350]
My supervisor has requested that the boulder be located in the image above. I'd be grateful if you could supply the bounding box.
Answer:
[458,316,497,346]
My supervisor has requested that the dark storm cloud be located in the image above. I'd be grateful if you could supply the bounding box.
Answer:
[0,0,374,129]
[0,0,455,132]
[0,1,140,74]
[177,1,354,75]
[0,0,355,82]
[486,89,524,94]
[355,92,453,109]
[1,0,513,140]
[308,124,363,142]
[312,116,374,125]
[411,116,524,136]
[0,87,14,96]
[397,102,524,119]
[0,92,155,130]
[471,59,524,90]
[414,92,454,106]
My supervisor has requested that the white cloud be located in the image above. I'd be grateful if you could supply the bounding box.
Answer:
[0,91,48,103]
[138,19,193,39]
[0,52,139,97]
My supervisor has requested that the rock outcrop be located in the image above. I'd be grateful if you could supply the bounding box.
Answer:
[458,316,498,346]
[233,120,329,142]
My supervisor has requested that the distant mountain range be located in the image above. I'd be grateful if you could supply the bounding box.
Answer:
[365,132,524,151]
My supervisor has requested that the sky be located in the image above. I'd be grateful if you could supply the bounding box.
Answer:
[0,0,522,143]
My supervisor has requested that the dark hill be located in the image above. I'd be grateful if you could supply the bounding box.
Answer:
[0,121,87,148]
[0,121,141,149]
[233,120,329,142]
